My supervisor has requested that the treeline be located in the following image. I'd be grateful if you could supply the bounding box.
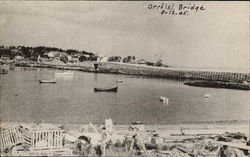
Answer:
[1,45,96,61]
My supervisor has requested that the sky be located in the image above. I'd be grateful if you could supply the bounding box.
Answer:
[0,1,249,71]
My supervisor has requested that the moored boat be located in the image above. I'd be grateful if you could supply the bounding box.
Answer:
[94,86,118,92]
[160,96,169,104]
[39,79,56,84]
[204,94,211,98]
[0,69,8,74]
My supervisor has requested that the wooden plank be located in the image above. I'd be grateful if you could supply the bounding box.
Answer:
[0,131,5,145]
[38,131,41,144]
[11,128,17,143]
[9,129,15,143]
[41,132,43,143]
[55,131,57,147]
[4,130,10,146]
[48,131,51,148]
[44,131,46,141]
[52,132,55,148]
[0,133,5,150]
[7,130,12,144]
[2,131,7,148]
[59,131,62,147]
[39,131,42,147]
[12,129,18,143]
[55,131,58,148]
[34,131,37,149]
[214,141,249,150]
[2,131,7,146]
[56,131,59,148]
[50,131,53,148]
[31,131,34,148]
[46,132,49,148]
[15,127,21,141]
[57,131,60,148]
[51,131,54,148]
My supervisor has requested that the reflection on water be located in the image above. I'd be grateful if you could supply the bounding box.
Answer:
[0,67,249,124]
[55,75,74,81]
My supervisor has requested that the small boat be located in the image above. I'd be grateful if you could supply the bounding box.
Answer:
[94,86,118,92]
[116,80,123,83]
[160,96,169,104]
[204,94,211,98]
[39,79,56,84]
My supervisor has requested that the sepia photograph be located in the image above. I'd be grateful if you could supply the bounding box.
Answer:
[0,1,249,156]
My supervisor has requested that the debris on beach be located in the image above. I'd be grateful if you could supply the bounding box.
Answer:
[128,121,146,132]
[0,125,23,152]
[0,121,249,157]
[0,123,72,156]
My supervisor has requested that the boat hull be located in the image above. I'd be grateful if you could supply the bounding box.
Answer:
[94,87,118,92]
[39,80,56,84]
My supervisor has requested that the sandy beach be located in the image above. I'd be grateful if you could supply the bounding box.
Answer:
[0,120,249,156]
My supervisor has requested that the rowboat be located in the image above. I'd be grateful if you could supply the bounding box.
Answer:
[94,86,118,92]
[39,79,56,84]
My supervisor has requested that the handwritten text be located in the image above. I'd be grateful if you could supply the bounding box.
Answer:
[147,3,206,16]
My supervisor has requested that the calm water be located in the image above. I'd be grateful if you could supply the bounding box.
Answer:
[0,67,249,124]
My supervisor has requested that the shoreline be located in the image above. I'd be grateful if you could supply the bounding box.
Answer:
[9,60,250,82]
[1,120,249,135]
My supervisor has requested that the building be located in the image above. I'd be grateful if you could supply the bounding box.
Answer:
[107,56,122,62]
[0,48,11,60]
[123,56,136,64]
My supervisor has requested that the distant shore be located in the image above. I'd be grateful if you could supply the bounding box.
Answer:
[1,59,250,91]
[3,59,249,82]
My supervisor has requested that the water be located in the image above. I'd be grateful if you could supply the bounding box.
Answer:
[0,67,249,124]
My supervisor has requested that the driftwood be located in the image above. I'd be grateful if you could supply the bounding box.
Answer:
[176,146,195,157]
[214,141,249,150]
